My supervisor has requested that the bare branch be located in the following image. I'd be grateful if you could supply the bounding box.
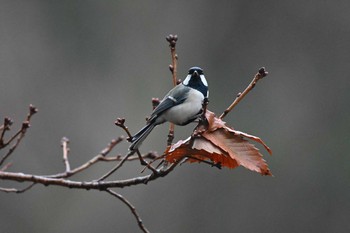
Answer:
[0,122,28,166]
[97,150,135,181]
[0,183,36,193]
[0,117,13,147]
[61,137,71,172]
[166,34,179,147]
[166,34,178,87]
[47,140,159,179]
[0,105,38,166]
[106,189,150,233]
[0,160,180,190]
[47,137,125,178]
[116,118,159,172]
[219,67,268,119]
[1,162,12,172]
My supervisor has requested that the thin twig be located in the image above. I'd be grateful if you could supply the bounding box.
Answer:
[166,34,178,86]
[0,162,12,172]
[1,130,22,149]
[0,105,38,166]
[0,117,13,147]
[115,118,158,172]
[0,122,29,166]
[166,34,178,147]
[186,155,222,169]
[116,118,148,165]
[106,189,150,233]
[0,183,36,193]
[61,137,71,172]
[47,137,125,178]
[96,149,160,181]
[100,137,125,156]
[97,150,134,181]
[219,67,268,119]
[47,150,157,179]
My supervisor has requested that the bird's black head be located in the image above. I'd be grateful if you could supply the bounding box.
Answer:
[188,67,204,76]
[183,67,208,98]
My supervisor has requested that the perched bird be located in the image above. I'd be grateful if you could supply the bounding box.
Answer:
[129,67,209,151]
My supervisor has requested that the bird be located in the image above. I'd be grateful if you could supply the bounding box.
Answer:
[129,66,209,151]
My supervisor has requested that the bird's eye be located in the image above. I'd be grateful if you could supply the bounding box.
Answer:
[188,67,203,75]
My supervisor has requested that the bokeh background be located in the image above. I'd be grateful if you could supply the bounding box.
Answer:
[1,1,349,232]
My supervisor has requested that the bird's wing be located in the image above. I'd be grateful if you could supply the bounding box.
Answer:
[148,85,190,122]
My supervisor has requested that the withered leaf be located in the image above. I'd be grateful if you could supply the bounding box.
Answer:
[166,137,239,168]
[164,110,272,175]
[202,129,272,175]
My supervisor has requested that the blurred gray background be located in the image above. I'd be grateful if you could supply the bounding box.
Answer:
[1,1,349,232]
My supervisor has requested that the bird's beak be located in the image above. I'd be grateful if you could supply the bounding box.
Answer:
[193,70,199,77]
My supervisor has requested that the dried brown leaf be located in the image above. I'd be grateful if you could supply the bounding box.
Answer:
[165,137,239,168]
[203,129,272,175]
[164,110,272,175]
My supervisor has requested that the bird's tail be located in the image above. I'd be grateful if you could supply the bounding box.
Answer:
[129,123,156,151]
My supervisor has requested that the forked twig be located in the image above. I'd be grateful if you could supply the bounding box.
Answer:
[116,118,159,173]
[0,105,38,166]
[97,150,134,181]
[47,137,125,178]
[0,117,14,148]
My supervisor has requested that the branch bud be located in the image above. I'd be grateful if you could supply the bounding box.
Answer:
[22,121,30,129]
[29,104,38,115]
[169,65,174,72]
[4,117,13,127]
[258,67,268,78]
[115,118,126,127]
[61,137,70,145]
[166,34,178,48]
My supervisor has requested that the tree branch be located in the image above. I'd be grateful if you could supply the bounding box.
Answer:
[116,118,159,173]
[219,67,268,119]
[0,105,38,166]
[166,34,178,147]
[0,183,36,193]
[0,160,180,190]
[106,189,150,233]
[61,137,71,173]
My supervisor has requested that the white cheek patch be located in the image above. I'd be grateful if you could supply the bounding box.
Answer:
[183,75,191,85]
[200,75,208,87]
